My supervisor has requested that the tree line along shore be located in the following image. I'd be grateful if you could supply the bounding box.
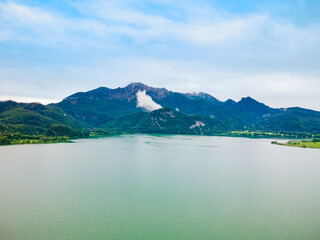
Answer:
[1,126,320,147]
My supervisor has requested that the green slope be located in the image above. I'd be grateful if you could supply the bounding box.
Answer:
[103,108,226,135]
[256,107,320,133]
[0,101,85,135]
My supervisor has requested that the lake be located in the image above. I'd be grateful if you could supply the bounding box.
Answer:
[1,135,320,239]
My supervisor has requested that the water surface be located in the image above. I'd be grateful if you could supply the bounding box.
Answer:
[1,135,320,239]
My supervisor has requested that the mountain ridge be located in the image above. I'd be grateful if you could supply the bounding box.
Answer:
[54,82,280,130]
[1,82,320,136]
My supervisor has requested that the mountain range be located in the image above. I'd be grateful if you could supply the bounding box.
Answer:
[1,82,320,136]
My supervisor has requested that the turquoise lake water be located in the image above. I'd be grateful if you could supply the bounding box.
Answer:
[1,135,320,239]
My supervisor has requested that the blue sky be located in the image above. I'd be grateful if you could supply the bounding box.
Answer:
[0,0,319,110]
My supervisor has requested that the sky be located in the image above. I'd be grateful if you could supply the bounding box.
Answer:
[0,0,319,110]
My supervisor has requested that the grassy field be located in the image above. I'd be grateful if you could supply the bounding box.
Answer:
[272,139,320,149]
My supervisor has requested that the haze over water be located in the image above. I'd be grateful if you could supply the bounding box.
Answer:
[1,135,320,239]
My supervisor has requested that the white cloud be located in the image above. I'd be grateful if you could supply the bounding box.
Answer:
[0,95,59,104]
[0,2,55,24]
[72,0,260,46]
[1,0,319,49]
[69,0,320,49]
[0,1,107,44]
[136,90,162,112]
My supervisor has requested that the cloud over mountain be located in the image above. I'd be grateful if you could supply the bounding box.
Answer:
[136,90,162,112]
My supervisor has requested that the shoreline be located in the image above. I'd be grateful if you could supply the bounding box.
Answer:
[272,140,320,149]
[2,131,319,147]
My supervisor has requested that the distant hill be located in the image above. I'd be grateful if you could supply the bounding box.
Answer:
[0,101,85,136]
[256,107,320,133]
[1,82,320,136]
